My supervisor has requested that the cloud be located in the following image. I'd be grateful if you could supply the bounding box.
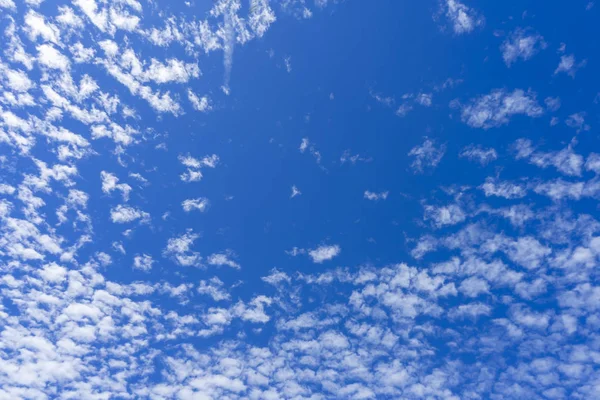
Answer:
[585,153,600,174]
[101,171,132,201]
[221,4,236,93]
[409,138,446,173]
[458,89,543,129]
[290,185,301,198]
[480,177,527,199]
[207,253,240,269]
[110,205,150,223]
[501,28,546,67]
[182,198,210,212]
[340,150,372,164]
[424,204,466,228]
[0,0,16,10]
[179,154,219,182]
[555,54,586,77]
[163,230,202,267]
[198,277,231,301]
[249,0,276,37]
[2,1,600,398]
[364,190,389,201]
[528,146,584,177]
[443,0,484,35]
[459,145,498,165]
[24,10,62,44]
[544,96,561,112]
[188,90,212,112]
[565,112,590,132]
[37,44,70,71]
[299,137,322,164]
[133,254,153,271]
[308,244,341,263]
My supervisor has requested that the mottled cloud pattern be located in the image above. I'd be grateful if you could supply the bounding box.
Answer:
[0,1,598,399]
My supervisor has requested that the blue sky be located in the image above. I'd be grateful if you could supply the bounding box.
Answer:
[1,0,600,398]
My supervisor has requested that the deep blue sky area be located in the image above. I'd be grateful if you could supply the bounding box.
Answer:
[1,0,600,399]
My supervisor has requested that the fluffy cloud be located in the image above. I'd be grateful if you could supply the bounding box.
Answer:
[110,205,149,223]
[308,244,341,263]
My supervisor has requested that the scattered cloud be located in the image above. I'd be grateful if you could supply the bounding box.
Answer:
[163,230,202,267]
[442,0,484,35]
[133,254,153,271]
[290,185,301,198]
[458,89,543,129]
[110,205,150,224]
[460,145,498,165]
[182,197,210,212]
[555,54,586,77]
[299,137,322,164]
[364,190,389,201]
[501,28,546,67]
[409,138,446,173]
[207,253,241,269]
[308,244,341,263]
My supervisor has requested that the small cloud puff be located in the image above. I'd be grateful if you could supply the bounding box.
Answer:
[308,244,341,264]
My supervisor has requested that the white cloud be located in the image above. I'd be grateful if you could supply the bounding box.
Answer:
[459,277,489,297]
[221,5,236,93]
[308,244,341,263]
[290,185,301,198]
[459,145,497,165]
[133,254,153,271]
[249,0,276,37]
[24,10,61,44]
[0,0,16,10]
[299,137,322,164]
[409,138,446,173]
[459,89,543,129]
[284,56,292,73]
[164,231,202,267]
[188,90,212,112]
[424,204,466,228]
[480,178,527,199]
[545,96,561,112]
[565,112,590,132]
[110,205,149,223]
[38,262,67,283]
[528,146,584,177]
[340,150,372,164]
[443,0,483,35]
[179,154,219,182]
[207,253,240,269]
[37,44,70,71]
[198,277,230,301]
[416,93,433,107]
[364,191,389,201]
[555,54,586,77]
[501,28,546,67]
[182,198,210,212]
[142,59,200,84]
[2,1,600,398]
[585,153,600,174]
[101,171,132,201]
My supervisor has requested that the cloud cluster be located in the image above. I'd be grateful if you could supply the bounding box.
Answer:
[0,0,598,399]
